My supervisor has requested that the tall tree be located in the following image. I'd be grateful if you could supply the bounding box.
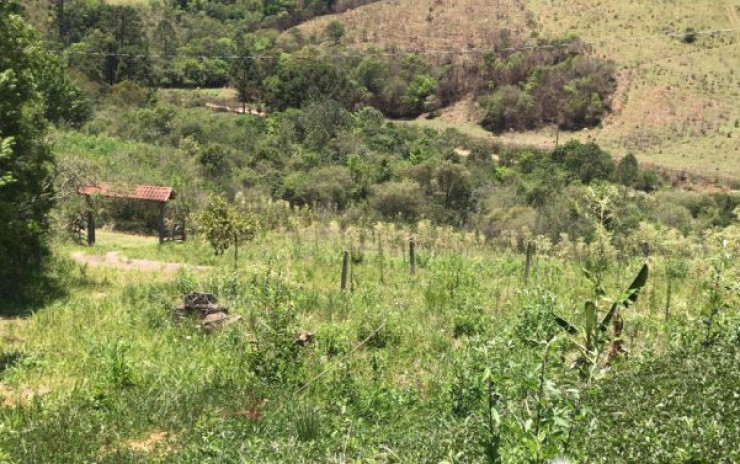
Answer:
[230,32,262,113]
[0,1,55,303]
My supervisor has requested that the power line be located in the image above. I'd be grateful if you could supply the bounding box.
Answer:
[48,27,740,62]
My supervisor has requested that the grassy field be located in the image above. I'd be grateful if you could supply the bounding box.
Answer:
[2,219,738,461]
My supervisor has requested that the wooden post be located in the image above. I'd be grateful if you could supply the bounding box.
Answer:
[409,237,416,276]
[158,202,166,244]
[340,250,349,291]
[523,242,534,285]
[87,210,95,246]
[350,250,355,292]
[640,241,650,258]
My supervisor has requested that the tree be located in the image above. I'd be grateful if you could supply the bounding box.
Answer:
[33,50,91,127]
[325,20,345,45]
[615,153,639,187]
[263,50,359,111]
[435,160,471,210]
[194,195,257,269]
[0,2,55,303]
[551,140,615,184]
[153,16,177,58]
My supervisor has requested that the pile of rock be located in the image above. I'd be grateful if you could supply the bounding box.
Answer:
[174,293,241,330]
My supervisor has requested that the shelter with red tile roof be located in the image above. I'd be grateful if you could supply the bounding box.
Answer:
[77,183,180,245]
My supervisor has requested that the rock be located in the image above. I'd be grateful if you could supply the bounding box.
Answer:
[174,293,239,330]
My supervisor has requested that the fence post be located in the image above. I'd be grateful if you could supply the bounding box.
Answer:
[341,250,349,291]
[409,237,416,276]
[523,241,534,285]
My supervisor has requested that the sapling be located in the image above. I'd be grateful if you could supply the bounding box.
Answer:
[194,195,257,269]
[554,263,649,380]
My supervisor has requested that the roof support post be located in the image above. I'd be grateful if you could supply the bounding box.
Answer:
[86,196,95,246]
[158,202,166,244]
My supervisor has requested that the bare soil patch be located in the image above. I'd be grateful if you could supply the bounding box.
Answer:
[128,431,175,454]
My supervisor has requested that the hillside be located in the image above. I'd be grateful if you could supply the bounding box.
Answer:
[295,0,740,178]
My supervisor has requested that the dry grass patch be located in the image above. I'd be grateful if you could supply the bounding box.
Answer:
[128,431,176,454]
[295,0,534,55]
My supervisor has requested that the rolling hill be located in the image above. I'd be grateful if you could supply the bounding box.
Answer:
[295,0,740,179]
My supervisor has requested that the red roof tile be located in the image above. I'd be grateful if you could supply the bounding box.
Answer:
[78,183,174,202]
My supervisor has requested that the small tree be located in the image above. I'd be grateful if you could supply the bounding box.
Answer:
[195,195,256,269]
[615,153,639,187]
[325,20,345,45]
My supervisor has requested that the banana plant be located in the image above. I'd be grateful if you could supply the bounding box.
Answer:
[554,263,649,378]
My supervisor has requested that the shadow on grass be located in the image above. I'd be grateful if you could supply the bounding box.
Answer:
[0,351,24,378]
[0,256,84,318]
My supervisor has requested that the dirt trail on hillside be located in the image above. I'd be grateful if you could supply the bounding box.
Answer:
[72,252,209,273]
[204,102,265,116]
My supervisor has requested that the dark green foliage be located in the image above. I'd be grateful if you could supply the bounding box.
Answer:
[0,3,54,305]
[264,50,360,111]
[481,85,536,133]
[230,31,271,104]
[482,43,616,132]
[325,19,345,44]
[64,2,152,86]
[33,51,91,127]
[551,140,615,184]
[615,153,639,186]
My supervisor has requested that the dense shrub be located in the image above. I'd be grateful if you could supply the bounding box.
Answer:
[481,46,616,132]
[371,180,426,221]
[481,85,536,133]
[551,140,615,184]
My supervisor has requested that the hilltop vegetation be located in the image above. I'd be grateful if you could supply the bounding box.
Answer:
[298,0,740,177]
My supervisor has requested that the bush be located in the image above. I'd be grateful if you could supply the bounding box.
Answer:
[551,140,615,184]
[370,180,427,221]
[109,80,151,107]
[481,85,536,133]
[283,165,354,210]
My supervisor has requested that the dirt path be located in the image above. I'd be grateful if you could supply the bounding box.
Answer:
[204,102,265,117]
[72,252,209,273]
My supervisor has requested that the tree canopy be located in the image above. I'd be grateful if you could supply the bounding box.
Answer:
[0,1,54,302]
